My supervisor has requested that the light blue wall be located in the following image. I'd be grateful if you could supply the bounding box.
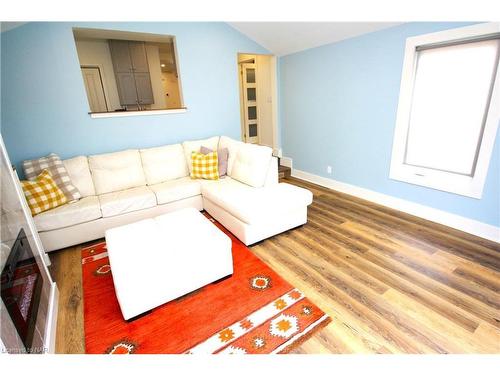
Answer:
[1,22,268,173]
[280,22,500,227]
[2,22,499,227]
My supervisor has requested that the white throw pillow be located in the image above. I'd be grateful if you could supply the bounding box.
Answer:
[182,136,220,173]
[231,143,273,188]
[140,144,188,185]
[89,150,147,195]
[219,136,244,176]
[63,156,96,198]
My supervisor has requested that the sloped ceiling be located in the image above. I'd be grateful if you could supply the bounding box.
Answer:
[0,22,27,33]
[228,22,403,56]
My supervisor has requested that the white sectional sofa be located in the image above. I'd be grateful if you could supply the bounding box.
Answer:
[33,135,313,252]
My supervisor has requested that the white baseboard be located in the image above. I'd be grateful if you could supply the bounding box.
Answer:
[291,168,500,243]
[280,157,293,168]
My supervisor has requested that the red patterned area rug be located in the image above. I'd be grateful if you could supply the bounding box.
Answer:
[82,218,331,354]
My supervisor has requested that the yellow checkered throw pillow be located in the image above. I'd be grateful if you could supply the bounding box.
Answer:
[21,169,68,216]
[190,151,219,180]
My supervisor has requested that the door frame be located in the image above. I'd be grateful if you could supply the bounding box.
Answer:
[80,65,110,112]
[237,53,280,155]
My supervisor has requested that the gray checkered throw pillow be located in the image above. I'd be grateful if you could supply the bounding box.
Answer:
[23,153,81,202]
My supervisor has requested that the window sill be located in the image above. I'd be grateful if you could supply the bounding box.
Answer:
[389,165,483,199]
[89,108,187,118]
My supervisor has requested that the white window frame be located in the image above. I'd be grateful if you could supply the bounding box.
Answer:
[390,23,500,199]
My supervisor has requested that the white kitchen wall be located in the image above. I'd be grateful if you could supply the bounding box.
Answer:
[75,39,122,111]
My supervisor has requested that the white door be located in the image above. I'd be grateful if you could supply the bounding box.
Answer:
[81,67,108,113]
[240,63,259,144]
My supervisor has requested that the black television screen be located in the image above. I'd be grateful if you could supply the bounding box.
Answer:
[1,228,43,352]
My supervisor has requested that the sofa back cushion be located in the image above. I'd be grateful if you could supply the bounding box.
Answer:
[231,143,273,188]
[63,156,96,198]
[140,144,188,185]
[182,136,220,173]
[89,150,147,195]
[218,136,244,176]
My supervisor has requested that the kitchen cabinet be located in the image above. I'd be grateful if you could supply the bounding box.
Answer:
[109,40,154,107]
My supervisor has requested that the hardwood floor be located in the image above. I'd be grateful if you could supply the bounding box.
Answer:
[49,242,84,353]
[49,177,500,354]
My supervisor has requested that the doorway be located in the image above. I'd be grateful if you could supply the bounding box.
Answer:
[237,53,279,153]
[80,66,108,112]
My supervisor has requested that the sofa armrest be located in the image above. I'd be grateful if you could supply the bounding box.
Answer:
[263,156,279,187]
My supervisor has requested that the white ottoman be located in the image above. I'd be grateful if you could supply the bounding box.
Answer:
[105,207,233,320]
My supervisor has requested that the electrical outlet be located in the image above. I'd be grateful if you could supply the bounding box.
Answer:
[327,165,332,174]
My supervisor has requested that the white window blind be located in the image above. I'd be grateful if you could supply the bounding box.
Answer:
[405,38,500,176]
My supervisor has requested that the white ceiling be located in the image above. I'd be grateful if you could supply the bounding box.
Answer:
[228,22,403,56]
[0,22,26,33]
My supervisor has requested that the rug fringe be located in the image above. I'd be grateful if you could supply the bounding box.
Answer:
[278,316,332,354]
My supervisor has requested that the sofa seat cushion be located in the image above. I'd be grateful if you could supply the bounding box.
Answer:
[99,186,157,218]
[202,180,313,224]
[34,196,102,232]
[150,177,201,205]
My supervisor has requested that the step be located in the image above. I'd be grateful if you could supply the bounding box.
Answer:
[278,165,291,179]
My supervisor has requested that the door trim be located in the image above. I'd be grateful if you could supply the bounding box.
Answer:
[237,53,279,152]
[81,65,109,112]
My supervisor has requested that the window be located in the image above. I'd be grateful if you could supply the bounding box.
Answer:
[72,28,185,117]
[390,23,500,198]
